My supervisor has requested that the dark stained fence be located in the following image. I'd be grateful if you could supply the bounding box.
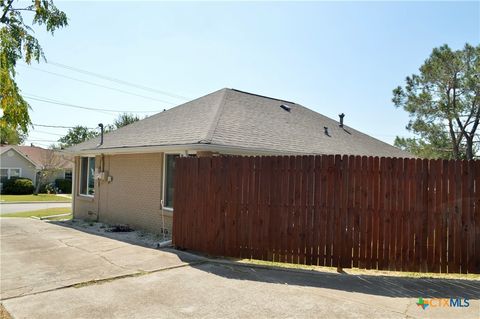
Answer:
[173,155,480,274]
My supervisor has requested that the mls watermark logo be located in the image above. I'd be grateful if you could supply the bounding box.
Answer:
[416,297,470,310]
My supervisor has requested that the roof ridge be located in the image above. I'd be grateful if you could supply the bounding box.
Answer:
[230,88,296,105]
[202,88,229,144]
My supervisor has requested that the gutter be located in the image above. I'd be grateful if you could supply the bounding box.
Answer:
[61,143,306,157]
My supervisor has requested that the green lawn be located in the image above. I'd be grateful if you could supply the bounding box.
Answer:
[0,194,71,202]
[1,207,72,220]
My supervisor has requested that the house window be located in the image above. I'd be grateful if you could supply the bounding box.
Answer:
[9,168,21,178]
[0,168,22,182]
[0,169,8,183]
[64,170,72,181]
[79,157,95,196]
[164,154,180,209]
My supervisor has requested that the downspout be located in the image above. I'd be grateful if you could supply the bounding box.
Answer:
[71,157,76,218]
[96,123,104,222]
[96,154,104,222]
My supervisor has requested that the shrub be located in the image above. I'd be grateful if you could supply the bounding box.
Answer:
[1,177,34,195]
[38,182,58,194]
[55,178,72,194]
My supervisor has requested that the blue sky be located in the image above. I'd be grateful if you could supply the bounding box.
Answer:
[16,1,479,148]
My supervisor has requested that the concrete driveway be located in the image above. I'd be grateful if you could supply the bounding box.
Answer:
[1,218,479,319]
[0,202,71,215]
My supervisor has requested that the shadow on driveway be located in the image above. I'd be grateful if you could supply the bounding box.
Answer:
[51,220,480,300]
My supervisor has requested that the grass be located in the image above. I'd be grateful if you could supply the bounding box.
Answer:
[239,258,480,281]
[0,194,71,202]
[1,207,72,220]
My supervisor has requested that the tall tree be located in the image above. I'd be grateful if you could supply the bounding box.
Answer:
[58,126,97,148]
[393,44,480,160]
[0,125,25,144]
[0,0,67,135]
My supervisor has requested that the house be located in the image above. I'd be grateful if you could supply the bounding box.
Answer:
[0,145,73,189]
[66,88,413,236]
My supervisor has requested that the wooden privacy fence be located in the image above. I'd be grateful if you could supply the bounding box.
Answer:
[173,155,480,274]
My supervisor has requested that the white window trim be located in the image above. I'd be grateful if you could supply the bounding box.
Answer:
[64,169,73,180]
[1,168,22,179]
[79,157,95,198]
[162,152,183,210]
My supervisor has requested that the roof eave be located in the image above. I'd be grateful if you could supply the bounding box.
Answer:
[65,143,305,157]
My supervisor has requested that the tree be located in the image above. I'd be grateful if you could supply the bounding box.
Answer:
[113,113,140,129]
[0,125,25,144]
[393,44,480,160]
[1,0,68,135]
[58,126,97,148]
[58,114,141,147]
[104,113,141,132]
[33,147,70,194]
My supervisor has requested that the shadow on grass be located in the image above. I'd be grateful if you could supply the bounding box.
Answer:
[50,220,479,300]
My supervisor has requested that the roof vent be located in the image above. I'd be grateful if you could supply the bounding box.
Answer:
[279,104,291,112]
[339,113,345,127]
[324,126,330,136]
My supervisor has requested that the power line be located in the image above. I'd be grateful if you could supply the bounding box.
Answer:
[26,95,113,115]
[20,64,177,104]
[32,123,95,129]
[25,139,59,143]
[33,130,65,136]
[25,94,163,114]
[48,61,189,101]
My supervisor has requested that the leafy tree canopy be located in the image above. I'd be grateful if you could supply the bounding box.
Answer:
[0,124,25,144]
[393,43,479,160]
[58,125,97,148]
[113,113,140,129]
[104,113,141,132]
[0,0,67,135]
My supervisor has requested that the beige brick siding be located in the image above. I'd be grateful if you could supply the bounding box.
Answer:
[73,153,173,236]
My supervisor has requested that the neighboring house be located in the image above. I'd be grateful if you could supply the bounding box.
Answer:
[66,88,413,236]
[0,145,73,189]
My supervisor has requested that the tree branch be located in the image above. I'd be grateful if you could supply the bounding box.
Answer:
[469,103,480,136]
[10,8,36,12]
[0,0,15,23]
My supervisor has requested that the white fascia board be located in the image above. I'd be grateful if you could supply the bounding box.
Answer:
[67,143,304,157]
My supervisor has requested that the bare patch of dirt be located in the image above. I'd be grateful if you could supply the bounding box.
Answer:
[0,304,12,319]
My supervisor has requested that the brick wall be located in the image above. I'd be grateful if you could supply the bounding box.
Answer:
[73,153,173,237]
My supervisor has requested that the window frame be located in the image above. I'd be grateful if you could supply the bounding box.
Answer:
[64,169,73,181]
[79,157,95,197]
[9,168,21,179]
[0,168,22,179]
[162,153,181,211]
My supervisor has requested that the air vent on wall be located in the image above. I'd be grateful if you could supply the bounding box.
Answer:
[279,104,291,112]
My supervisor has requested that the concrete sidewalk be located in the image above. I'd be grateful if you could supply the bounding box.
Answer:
[1,218,478,318]
[0,218,198,300]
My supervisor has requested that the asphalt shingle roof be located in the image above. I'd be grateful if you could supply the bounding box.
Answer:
[0,145,73,169]
[68,88,413,158]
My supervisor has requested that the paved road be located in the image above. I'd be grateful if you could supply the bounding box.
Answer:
[0,202,71,215]
[1,218,478,319]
